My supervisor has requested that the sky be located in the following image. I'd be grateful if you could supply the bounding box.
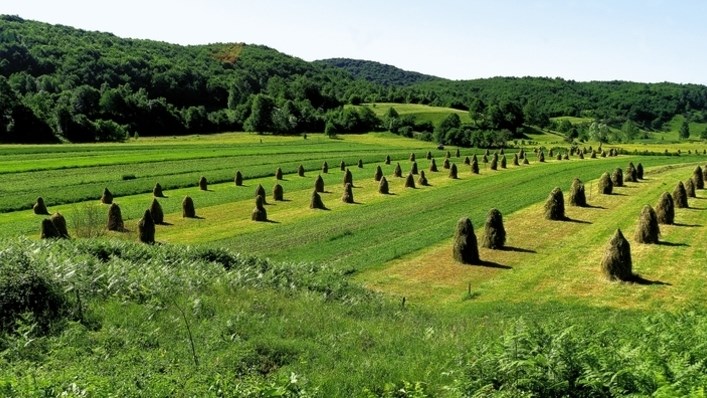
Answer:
[4,0,707,84]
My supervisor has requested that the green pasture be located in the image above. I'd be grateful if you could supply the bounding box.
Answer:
[362,102,472,125]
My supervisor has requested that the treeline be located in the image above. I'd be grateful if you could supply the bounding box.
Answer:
[316,58,441,87]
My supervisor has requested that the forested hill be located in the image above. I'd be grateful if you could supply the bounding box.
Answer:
[316,58,441,86]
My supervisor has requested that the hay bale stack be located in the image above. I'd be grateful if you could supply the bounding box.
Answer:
[703,165,707,183]
[625,163,637,183]
[512,154,519,166]
[33,196,49,215]
[342,182,354,203]
[182,196,196,218]
[452,217,480,265]
[655,192,675,225]
[522,157,530,165]
[556,153,562,161]
[340,160,346,171]
[409,153,416,162]
[549,149,554,158]
[298,164,306,177]
[673,181,688,208]
[563,153,570,160]
[501,155,507,169]
[636,163,644,180]
[544,187,565,220]
[590,150,597,159]
[538,151,545,162]
[485,149,491,157]
[153,183,165,197]
[251,196,267,221]
[275,167,283,180]
[693,166,704,189]
[449,163,458,179]
[634,205,660,244]
[379,177,390,194]
[322,161,329,174]
[685,179,696,198]
[384,155,391,165]
[598,172,613,194]
[446,150,452,159]
[315,175,325,192]
[463,156,470,165]
[40,218,60,240]
[343,168,353,186]
[430,158,438,172]
[101,188,113,204]
[138,209,155,244]
[426,151,432,160]
[490,156,498,170]
[374,166,383,182]
[273,184,284,201]
[455,148,461,158]
[393,162,403,177]
[471,159,480,174]
[411,161,419,175]
[611,168,624,187]
[310,190,326,209]
[482,154,489,163]
[601,229,633,281]
[482,208,506,250]
[107,203,125,231]
[255,184,266,202]
[357,159,364,168]
[578,151,584,159]
[405,173,416,188]
[199,176,208,191]
[601,150,607,158]
[472,154,478,163]
[443,158,451,169]
[418,170,428,186]
[234,171,243,186]
[569,178,587,207]
[50,212,70,238]
[149,198,164,224]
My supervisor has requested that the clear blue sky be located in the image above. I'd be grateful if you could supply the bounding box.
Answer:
[5,0,707,84]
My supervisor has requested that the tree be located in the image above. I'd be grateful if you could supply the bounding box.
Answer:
[384,106,400,133]
[701,126,707,140]
[679,120,690,140]
[243,94,275,133]
[434,113,461,143]
[468,98,486,127]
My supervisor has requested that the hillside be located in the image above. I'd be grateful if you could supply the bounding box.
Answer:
[316,58,441,86]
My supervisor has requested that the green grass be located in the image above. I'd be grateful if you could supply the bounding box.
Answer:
[362,102,472,125]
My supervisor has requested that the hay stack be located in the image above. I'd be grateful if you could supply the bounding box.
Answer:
[33,196,49,215]
[703,165,707,183]
[384,155,391,165]
[501,155,507,169]
[409,153,416,162]
[601,229,632,281]
[452,217,480,265]
[568,178,587,207]
[463,156,470,165]
[275,167,283,180]
[426,151,432,160]
[149,198,164,224]
[138,209,155,244]
[418,170,428,186]
[107,203,125,231]
[523,157,530,165]
[153,183,165,197]
[393,163,403,177]
[598,172,613,194]
[379,177,389,194]
[685,179,696,198]
[538,151,545,162]
[50,212,70,238]
[446,150,452,159]
[343,168,353,186]
[449,163,458,179]
[199,176,208,191]
[234,171,243,186]
[251,196,267,221]
[482,208,506,250]
[443,158,451,169]
[298,164,305,177]
[673,181,688,208]
[411,161,419,175]
[255,184,266,202]
[556,153,562,161]
[549,149,554,158]
[634,205,660,244]
[455,148,461,158]
[310,190,326,209]
[655,192,675,225]
[625,163,637,183]
[342,182,354,203]
[578,151,584,160]
[471,158,480,174]
[273,184,284,201]
[322,161,329,174]
[374,166,383,182]
[40,218,60,239]
[490,156,498,170]
[430,158,438,172]
[544,187,565,220]
[101,188,113,204]
[357,159,364,168]
[405,172,416,188]
[182,196,196,218]
[512,154,519,166]
[636,163,644,180]
[590,150,597,159]
[611,168,624,187]
[315,175,325,192]
[693,166,704,189]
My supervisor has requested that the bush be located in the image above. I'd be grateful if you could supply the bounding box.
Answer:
[33,196,49,215]
[310,190,326,209]
[298,164,305,177]
[342,182,354,203]
[673,181,688,208]
[315,175,325,193]
[100,187,113,204]
[379,177,389,194]
[393,162,403,177]
[40,218,60,239]
[634,205,660,244]
[322,161,329,174]
[452,217,480,265]
[598,172,613,194]
[482,208,505,249]
[70,202,105,238]
[685,178,696,198]
[693,166,704,189]
[153,182,164,197]
[149,198,164,225]
[50,212,70,238]
[544,187,565,220]
[430,158,438,172]
[568,178,587,207]
[235,170,243,186]
[405,173,416,188]
[449,163,458,179]
[182,196,196,218]
[601,229,632,281]
[655,192,675,225]
[636,163,644,179]
[275,167,283,180]
[199,176,208,191]
[611,168,624,187]
[107,203,125,231]
[418,170,428,186]
[138,209,155,244]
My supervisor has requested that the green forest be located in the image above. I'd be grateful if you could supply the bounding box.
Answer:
[3,15,707,144]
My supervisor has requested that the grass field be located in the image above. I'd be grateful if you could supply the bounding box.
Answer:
[361,102,473,125]
[2,132,707,396]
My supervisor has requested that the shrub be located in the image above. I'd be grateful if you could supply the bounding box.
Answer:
[394,162,403,177]
[601,229,633,281]
[673,181,688,208]
[315,175,325,192]
[411,161,419,175]
[298,164,305,177]
[443,158,451,169]
[149,198,164,224]
[270,184,283,202]
[40,218,60,239]
[100,187,113,204]
[409,152,416,162]
[418,170,428,186]
[430,158,438,172]
[275,167,283,180]
[655,192,675,225]
[384,155,391,165]
[598,172,613,194]
[357,159,364,168]
[199,176,208,191]
[452,217,480,265]
[33,196,49,215]
[251,196,267,221]
[693,166,704,189]
[449,163,458,179]
[635,205,660,244]
[138,209,155,244]
[471,159,480,174]
[374,165,383,182]
[344,168,353,186]
[234,170,243,186]
[463,156,471,165]
[544,187,565,220]
[310,190,326,209]
[405,173,416,188]
[568,178,587,207]
[107,203,125,231]
[611,168,624,187]
[379,177,389,194]
[426,151,432,160]
[153,182,165,197]
[50,212,70,238]
[482,208,506,249]
[322,161,329,174]
[685,178,696,198]
[342,182,354,203]
[70,202,105,238]
[182,196,196,218]
[636,163,644,179]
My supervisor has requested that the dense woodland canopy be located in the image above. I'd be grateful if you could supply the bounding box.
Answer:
[2,15,707,144]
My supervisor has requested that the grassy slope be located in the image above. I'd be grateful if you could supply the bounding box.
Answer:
[362,102,472,125]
